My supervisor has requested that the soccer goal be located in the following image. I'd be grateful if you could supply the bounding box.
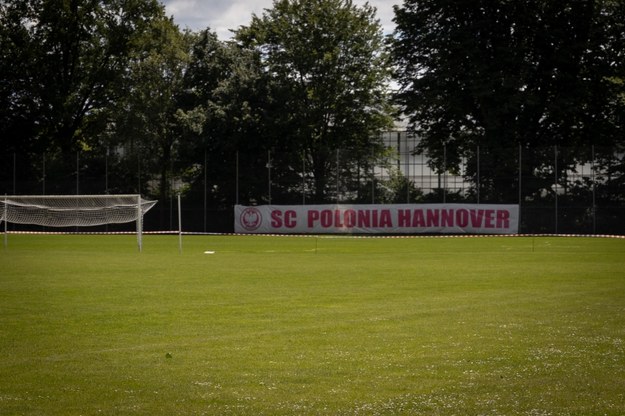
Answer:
[1,195,157,251]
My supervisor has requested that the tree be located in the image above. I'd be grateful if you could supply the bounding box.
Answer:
[235,0,395,203]
[178,29,269,207]
[103,14,195,222]
[0,0,168,152]
[392,0,625,202]
[0,0,167,192]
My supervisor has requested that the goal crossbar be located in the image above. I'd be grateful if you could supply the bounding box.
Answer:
[2,194,157,251]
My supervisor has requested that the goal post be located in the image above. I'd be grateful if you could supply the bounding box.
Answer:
[1,194,157,251]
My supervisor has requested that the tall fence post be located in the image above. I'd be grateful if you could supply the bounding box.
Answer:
[267,150,272,205]
[169,158,174,230]
[396,132,401,173]
[136,194,142,252]
[235,151,239,206]
[518,144,522,232]
[476,145,480,204]
[42,153,46,195]
[591,145,596,233]
[443,144,447,204]
[105,148,108,195]
[554,145,558,234]
[302,151,306,205]
[203,147,207,233]
[137,153,141,194]
[177,193,182,254]
[13,153,16,194]
[371,146,375,204]
[336,149,340,204]
[405,133,410,203]
[3,194,8,249]
[76,151,80,195]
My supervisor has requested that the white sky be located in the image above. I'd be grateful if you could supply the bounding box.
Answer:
[160,0,399,40]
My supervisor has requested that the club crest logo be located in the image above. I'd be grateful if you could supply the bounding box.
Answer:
[240,207,262,231]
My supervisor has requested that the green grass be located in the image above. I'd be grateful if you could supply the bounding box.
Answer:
[1,234,625,415]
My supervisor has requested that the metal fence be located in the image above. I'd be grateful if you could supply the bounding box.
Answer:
[2,132,624,234]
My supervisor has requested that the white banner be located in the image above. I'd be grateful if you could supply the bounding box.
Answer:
[235,204,519,234]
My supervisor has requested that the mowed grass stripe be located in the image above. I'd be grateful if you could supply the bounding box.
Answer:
[1,234,624,415]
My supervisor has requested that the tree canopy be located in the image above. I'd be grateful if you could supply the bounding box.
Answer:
[0,0,167,155]
[236,0,394,202]
[1,0,395,206]
[391,0,625,201]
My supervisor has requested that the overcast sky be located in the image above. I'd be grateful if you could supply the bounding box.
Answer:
[160,0,399,40]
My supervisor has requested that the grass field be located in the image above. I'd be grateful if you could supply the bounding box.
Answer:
[1,233,625,415]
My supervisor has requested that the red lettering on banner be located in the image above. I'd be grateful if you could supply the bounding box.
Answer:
[272,209,297,228]
[456,209,469,227]
[309,209,392,229]
[413,209,426,227]
[246,205,515,233]
[427,209,439,227]
[321,210,332,227]
[442,209,454,227]
[395,208,512,229]
[308,210,319,227]
[497,210,510,228]
[363,210,379,227]
[380,209,392,227]
[470,209,483,228]
[345,209,356,228]
[334,210,343,227]
[327,209,358,228]
[271,210,282,227]
[285,210,297,228]
[484,210,495,228]
[398,209,410,227]
[358,210,370,227]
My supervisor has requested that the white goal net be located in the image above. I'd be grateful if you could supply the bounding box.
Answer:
[1,195,157,250]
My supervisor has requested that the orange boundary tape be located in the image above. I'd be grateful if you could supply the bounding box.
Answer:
[5,231,624,239]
